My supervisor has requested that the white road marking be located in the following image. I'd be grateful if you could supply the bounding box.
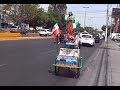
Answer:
[0,64,7,67]
[40,49,56,55]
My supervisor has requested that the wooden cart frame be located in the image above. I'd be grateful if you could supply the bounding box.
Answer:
[53,48,83,78]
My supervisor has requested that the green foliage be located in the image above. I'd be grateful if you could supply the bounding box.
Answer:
[101,25,111,31]
[101,25,111,35]
[48,4,67,29]
[2,4,66,28]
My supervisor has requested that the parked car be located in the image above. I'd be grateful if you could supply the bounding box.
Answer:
[29,27,34,31]
[10,26,19,33]
[111,33,120,41]
[38,29,52,36]
[115,33,120,41]
[81,34,95,46]
[46,29,52,36]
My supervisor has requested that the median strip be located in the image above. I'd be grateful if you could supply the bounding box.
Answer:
[0,33,22,37]
[0,36,54,41]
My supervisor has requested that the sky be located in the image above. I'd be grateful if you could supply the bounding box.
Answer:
[39,4,118,30]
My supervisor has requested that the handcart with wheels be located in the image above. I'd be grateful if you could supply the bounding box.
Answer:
[53,42,83,78]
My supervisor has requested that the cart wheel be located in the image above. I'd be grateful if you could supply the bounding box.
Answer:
[74,68,80,78]
[75,58,81,78]
[77,68,80,78]
[54,66,57,75]
[68,68,71,72]
[54,66,60,76]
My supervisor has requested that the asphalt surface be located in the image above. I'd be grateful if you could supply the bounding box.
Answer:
[0,39,102,86]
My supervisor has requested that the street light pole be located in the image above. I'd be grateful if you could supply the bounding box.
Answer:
[83,7,89,29]
[89,17,94,27]
[110,15,112,38]
[105,4,109,43]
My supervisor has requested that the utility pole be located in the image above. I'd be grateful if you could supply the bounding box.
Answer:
[83,7,89,29]
[105,4,109,43]
[110,15,112,38]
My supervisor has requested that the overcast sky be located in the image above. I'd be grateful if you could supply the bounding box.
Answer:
[39,4,118,30]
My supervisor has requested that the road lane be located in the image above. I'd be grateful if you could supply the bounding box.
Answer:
[0,39,102,86]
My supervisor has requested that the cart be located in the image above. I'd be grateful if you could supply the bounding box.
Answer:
[53,42,83,78]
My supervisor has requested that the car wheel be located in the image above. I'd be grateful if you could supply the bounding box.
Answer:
[78,42,81,49]
[39,34,41,36]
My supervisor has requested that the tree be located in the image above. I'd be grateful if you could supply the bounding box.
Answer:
[2,4,40,25]
[77,27,85,32]
[1,4,63,29]
[101,25,111,36]
[48,4,67,29]
[84,27,94,34]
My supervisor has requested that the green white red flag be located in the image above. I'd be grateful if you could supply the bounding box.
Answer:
[52,23,61,36]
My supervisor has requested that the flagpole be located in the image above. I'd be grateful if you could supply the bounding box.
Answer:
[56,35,59,54]
[52,23,60,54]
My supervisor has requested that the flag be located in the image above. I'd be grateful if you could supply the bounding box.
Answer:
[116,18,120,32]
[65,15,69,20]
[52,23,61,36]
[73,23,76,29]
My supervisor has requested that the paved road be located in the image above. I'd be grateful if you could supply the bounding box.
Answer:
[0,39,102,86]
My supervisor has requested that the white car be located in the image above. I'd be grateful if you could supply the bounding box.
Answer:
[46,29,52,36]
[99,34,104,40]
[38,29,52,36]
[29,27,34,31]
[10,26,19,33]
[81,34,95,46]
[79,31,90,38]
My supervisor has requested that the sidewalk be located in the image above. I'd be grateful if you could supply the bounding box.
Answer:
[107,38,120,86]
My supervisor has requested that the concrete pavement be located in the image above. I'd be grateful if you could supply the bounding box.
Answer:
[107,38,120,86]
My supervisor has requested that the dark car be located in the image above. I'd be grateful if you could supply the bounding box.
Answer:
[95,35,100,43]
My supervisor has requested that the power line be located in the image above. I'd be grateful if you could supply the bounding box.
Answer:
[73,11,112,15]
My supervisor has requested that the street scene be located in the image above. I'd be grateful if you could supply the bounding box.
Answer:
[0,4,120,86]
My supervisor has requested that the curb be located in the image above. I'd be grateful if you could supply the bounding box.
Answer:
[0,33,22,37]
[97,45,108,86]
[0,36,54,41]
[76,41,105,86]
[107,50,112,86]
[116,43,120,47]
[107,39,116,86]
[88,41,108,86]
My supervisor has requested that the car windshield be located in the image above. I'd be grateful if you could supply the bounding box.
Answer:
[41,30,46,32]
[82,35,92,38]
[82,32,89,34]
[11,26,17,28]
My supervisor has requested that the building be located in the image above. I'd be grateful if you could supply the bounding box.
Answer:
[112,8,120,33]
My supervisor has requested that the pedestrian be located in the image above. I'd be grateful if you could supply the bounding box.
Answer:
[52,23,61,44]
[74,34,81,49]
[56,33,61,44]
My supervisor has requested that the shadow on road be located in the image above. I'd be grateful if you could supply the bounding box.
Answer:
[48,68,77,79]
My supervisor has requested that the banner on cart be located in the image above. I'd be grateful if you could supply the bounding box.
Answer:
[59,48,80,57]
